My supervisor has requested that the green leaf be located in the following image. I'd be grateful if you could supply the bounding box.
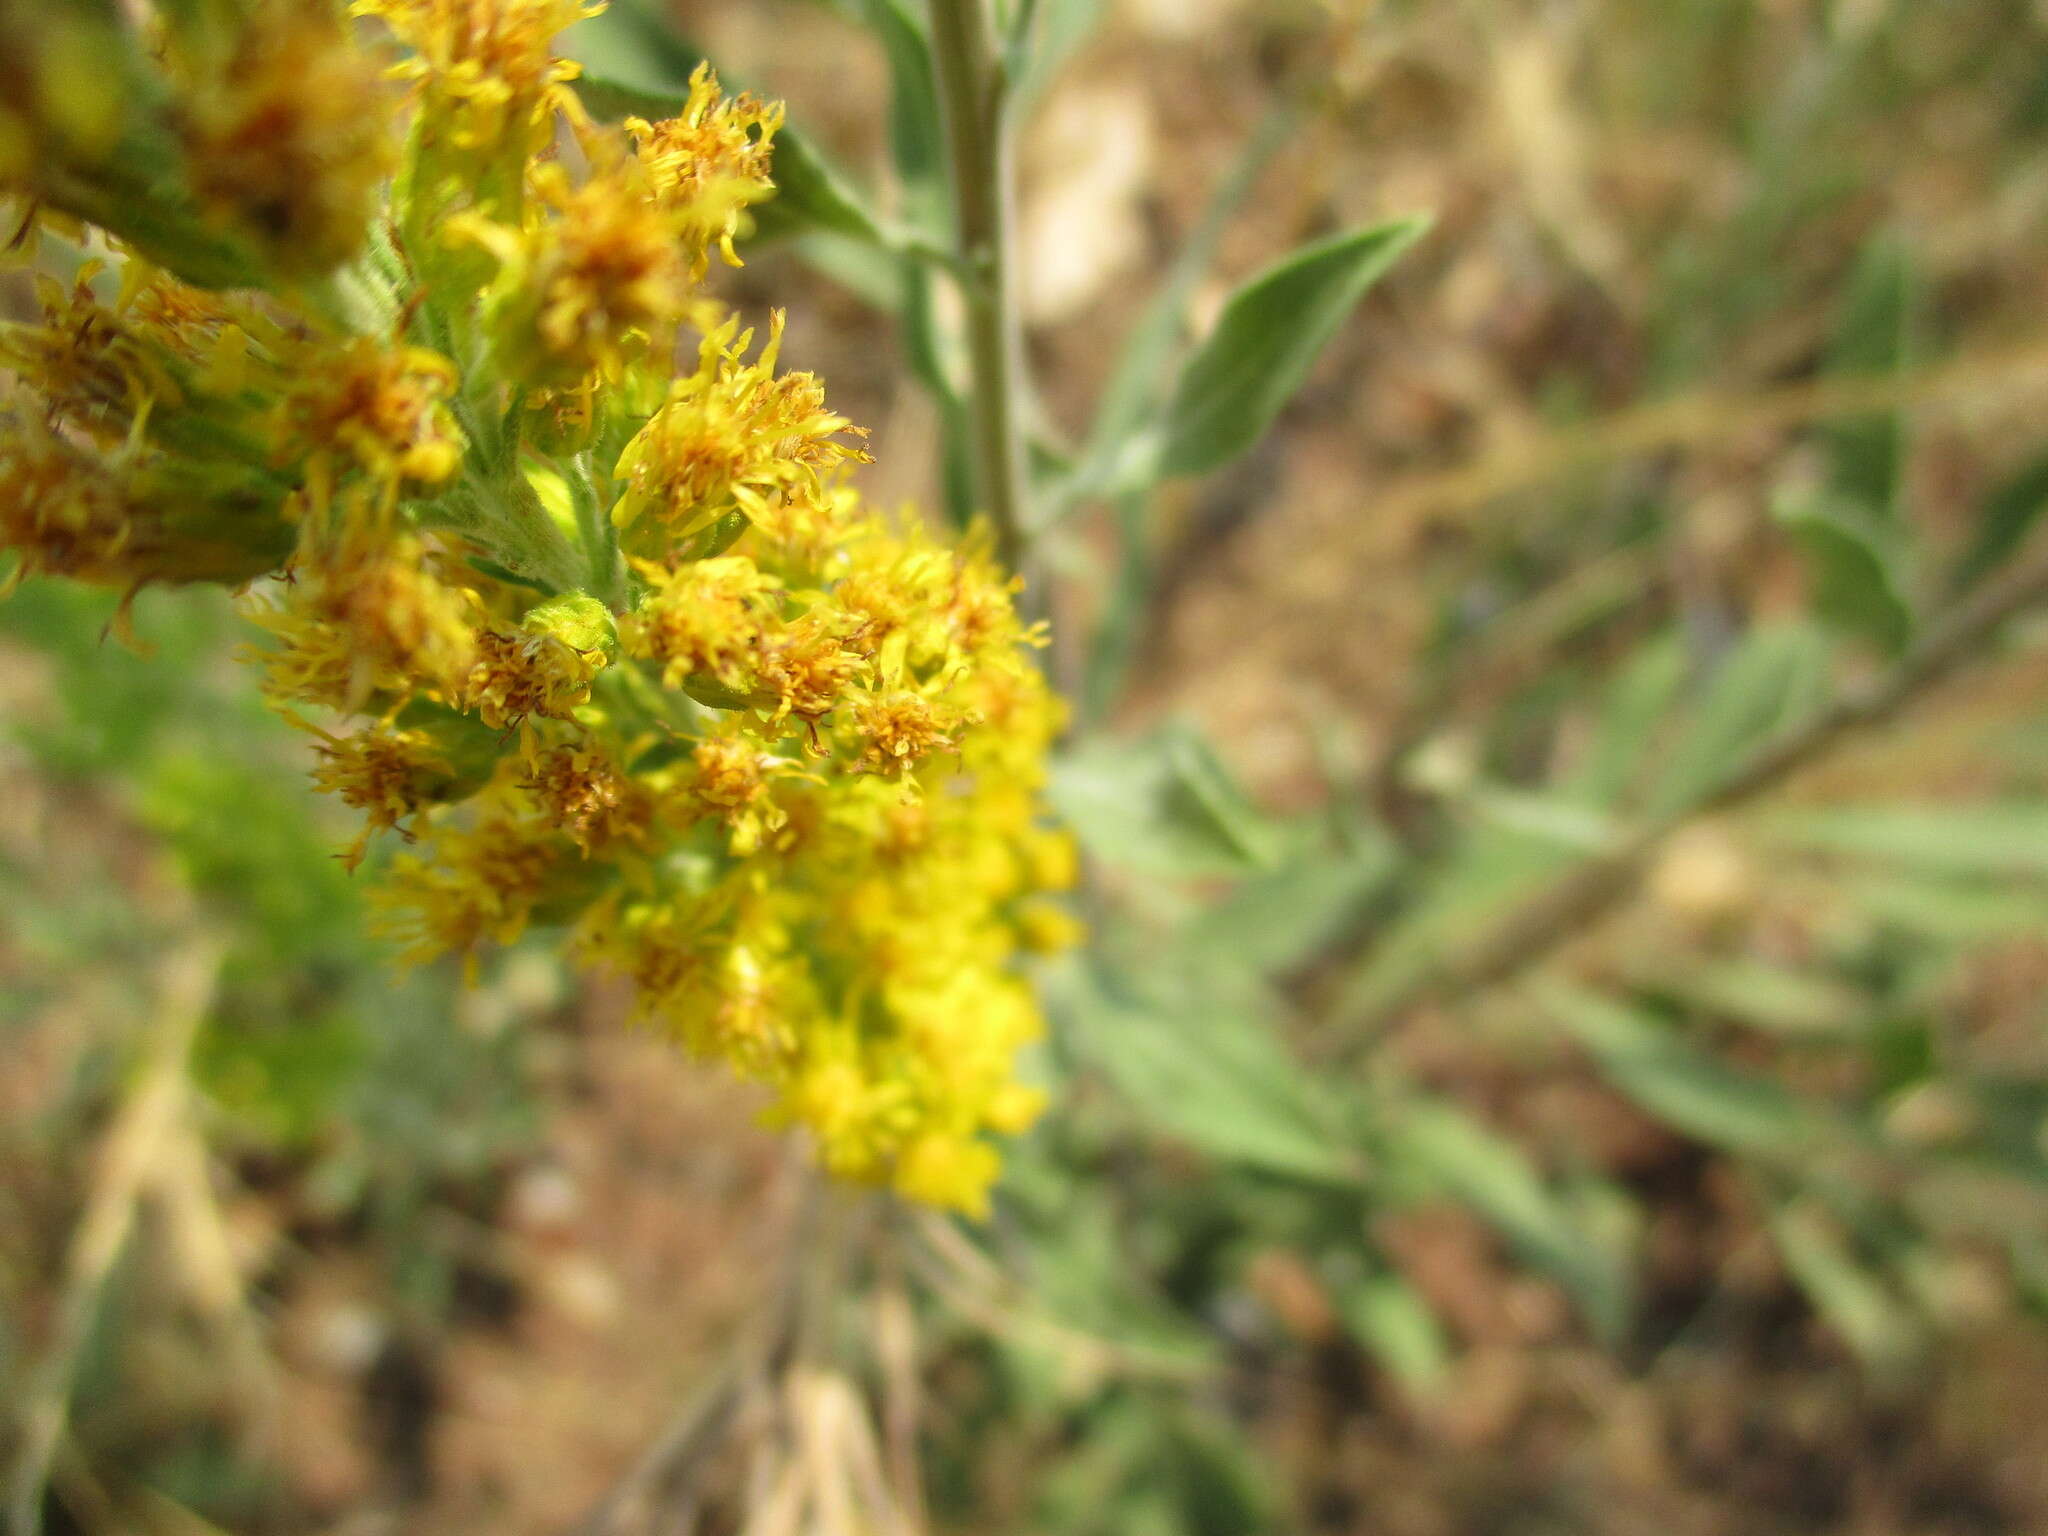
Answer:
[1562,634,1689,810]
[1050,723,1287,878]
[1337,1273,1450,1394]
[1953,450,2048,595]
[1338,825,1576,1022]
[746,125,893,248]
[1644,624,1830,817]
[1645,958,1865,1040]
[1540,985,1824,1155]
[1776,491,1915,656]
[1824,235,1916,522]
[1078,490,1151,722]
[1768,1200,1923,1372]
[1753,802,2048,880]
[1007,0,1107,113]
[859,0,945,202]
[1176,845,1400,981]
[1382,1098,1630,1340]
[672,509,751,563]
[559,0,704,97]
[1149,216,1431,482]
[1851,874,2048,942]
[1063,971,1359,1187]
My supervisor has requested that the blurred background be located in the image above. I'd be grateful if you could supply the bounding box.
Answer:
[9,0,2048,1531]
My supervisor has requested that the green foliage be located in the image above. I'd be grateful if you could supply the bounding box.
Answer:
[1379,1099,1631,1341]
[1138,217,1431,486]
[0,578,544,1302]
[1540,986,1827,1156]
[1052,722,1290,879]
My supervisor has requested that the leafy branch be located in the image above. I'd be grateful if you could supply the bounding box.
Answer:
[1329,540,2048,1053]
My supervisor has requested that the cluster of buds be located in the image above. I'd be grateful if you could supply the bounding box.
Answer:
[0,0,1074,1214]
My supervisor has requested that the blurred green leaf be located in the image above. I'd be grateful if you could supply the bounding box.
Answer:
[1852,873,2048,942]
[1064,971,1358,1187]
[1755,802,2048,880]
[559,0,704,98]
[1562,634,1689,809]
[1647,958,1866,1040]
[1007,0,1107,113]
[1540,985,1825,1155]
[1382,1098,1630,1339]
[1776,491,1915,655]
[1464,783,1620,852]
[1176,845,1400,980]
[1338,826,1577,1022]
[752,122,893,248]
[1051,723,1286,878]
[1645,624,1830,816]
[859,0,945,203]
[1824,236,1916,521]
[1954,450,2048,595]
[1337,1273,1451,1394]
[1149,216,1431,482]
[1768,1200,1924,1371]
[1068,104,1296,503]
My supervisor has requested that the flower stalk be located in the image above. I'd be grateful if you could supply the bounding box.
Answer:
[928,0,1030,576]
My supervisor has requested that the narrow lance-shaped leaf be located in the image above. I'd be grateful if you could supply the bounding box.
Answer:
[1539,985,1825,1156]
[1953,450,2048,595]
[1644,623,1830,818]
[1006,0,1108,114]
[1067,101,1296,506]
[1824,235,1916,523]
[1775,491,1915,657]
[1336,1273,1451,1394]
[859,0,945,206]
[1062,970,1360,1187]
[1149,215,1431,483]
[1768,1201,1924,1372]
[1050,722,1287,878]
[1382,1098,1630,1340]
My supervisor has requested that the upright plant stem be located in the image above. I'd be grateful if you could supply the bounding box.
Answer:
[929,0,1030,577]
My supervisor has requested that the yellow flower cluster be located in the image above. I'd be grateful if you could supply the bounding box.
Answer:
[0,0,1073,1214]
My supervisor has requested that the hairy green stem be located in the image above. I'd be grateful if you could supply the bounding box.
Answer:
[928,0,1030,578]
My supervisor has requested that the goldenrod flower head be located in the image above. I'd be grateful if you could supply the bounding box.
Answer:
[610,313,870,550]
[353,0,600,171]
[0,414,139,589]
[0,2,1074,1215]
[625,63,783,275]
[454,156,694,385]
[303,720,458,871]
[376,777,567,967]
[175,2,394,275]
[463,591,616,731]
[524,742,649,852]
[689,730,817,855]
[243,533,479,710]
[1,267,181,436]
[278,338,463,505]
[624,555,779,697]
[0,410,292,592]
[850,689,962,777]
